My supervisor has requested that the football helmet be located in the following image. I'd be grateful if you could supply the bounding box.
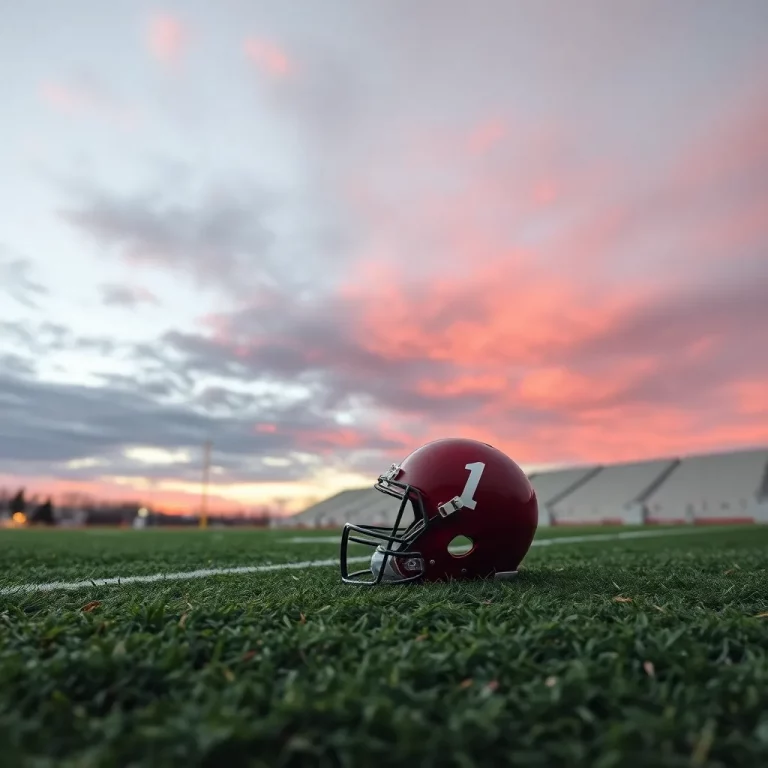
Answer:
[340,437,538,585]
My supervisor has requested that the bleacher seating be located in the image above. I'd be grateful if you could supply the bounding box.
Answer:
[551,458,677,524]
[643,448,768,523]
[281,488,401,528]
[529,467,599,506]
[285,445,768,528]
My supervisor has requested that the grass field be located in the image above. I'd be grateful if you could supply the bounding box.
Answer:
[0,524,767,767]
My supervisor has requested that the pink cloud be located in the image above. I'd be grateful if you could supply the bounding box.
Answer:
[244,37,294,77]
[291,428,365,455]
[264,93,768,464]
[467,118,506,155]
[532,178,559,206]
[147,13,188,64]
[732,381,768,417]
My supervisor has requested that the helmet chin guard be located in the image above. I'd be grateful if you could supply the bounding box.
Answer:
[339,464,428,585]
[369,546,425,582]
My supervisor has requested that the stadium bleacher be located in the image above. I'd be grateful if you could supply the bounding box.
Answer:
[550,458,678,525]
[529,466,600,506]
[643,448,768,524]
[282,446,768,528]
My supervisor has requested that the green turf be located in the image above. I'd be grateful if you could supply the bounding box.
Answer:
[0,525,767,767]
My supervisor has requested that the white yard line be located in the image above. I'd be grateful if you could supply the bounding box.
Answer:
[0,556,371,596]
[0,526,732,596]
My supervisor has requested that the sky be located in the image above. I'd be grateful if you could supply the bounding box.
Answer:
[1,0,767,516]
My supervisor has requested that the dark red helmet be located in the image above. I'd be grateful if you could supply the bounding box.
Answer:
[340,437,538,585]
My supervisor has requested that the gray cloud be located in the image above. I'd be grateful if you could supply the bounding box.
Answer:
[100,283,159,308]
[0,320,117,358]
[0,342,409,487]
[60,175,276,296]
[0,250,48,309]
[94,371,189,401]
[59,160,360,304]
[0,353,36,378]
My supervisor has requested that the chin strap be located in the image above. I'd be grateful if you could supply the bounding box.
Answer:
[370,547,424,582]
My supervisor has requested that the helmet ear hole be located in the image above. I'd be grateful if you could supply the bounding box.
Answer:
[448,535,474,557]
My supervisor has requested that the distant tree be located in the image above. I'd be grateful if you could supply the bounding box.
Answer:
[10,489,25,515]
[30,497,55,526]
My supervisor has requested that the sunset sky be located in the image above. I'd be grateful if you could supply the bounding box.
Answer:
[1,0,767,515]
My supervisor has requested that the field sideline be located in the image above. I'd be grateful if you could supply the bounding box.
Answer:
[0,524,767,766]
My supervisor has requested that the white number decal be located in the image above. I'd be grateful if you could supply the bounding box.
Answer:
[459,462,485,510]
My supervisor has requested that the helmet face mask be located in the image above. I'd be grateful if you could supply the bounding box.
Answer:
[339,439,539,586]
[340,464,428,585]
